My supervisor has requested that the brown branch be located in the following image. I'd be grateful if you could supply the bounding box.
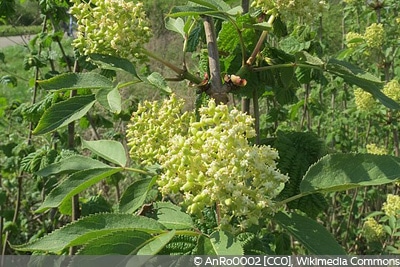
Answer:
[203,16,228,104]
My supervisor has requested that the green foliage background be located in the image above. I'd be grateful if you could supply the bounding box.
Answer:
[0,0,400,258]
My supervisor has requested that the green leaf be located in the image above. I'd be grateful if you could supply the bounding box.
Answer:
[76,230,152,255]
[208,231,243,255]
[33,94,96,135]
[189,0,231,11]
[96,87,122,114]
[218,21,239,53]
[36,167,123,213]
[119,177,156,214]
[81,139,127,167]
[249,22,273,31]
[279,37,311,53]
[36,155,109,177]
[296,51,324,66]
[274,211,346,254]
[154,202,194,230]
[88,54,140,78]
[13,213,165,253]
[0,75,18,87]
[165,17,185,38]
[146,72,172,94]
[136,230,176,255]
[38,73,113,92]
[300,153,400,194]
[326,59,400,110]
[168,6,229,20]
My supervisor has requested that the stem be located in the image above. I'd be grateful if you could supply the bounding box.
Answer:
[276,192,309,206]
[117,80,142,89]
[241,98,250,113]
[240,0,251,114]
[254,62,323,72]
[203,16,227,104]
[69,61,80,256]
[246,15,275,66]
[141,49,202,84]
[253,88,260,144]
[124,167,151,175]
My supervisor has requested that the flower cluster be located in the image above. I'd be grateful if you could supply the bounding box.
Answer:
[70,0,152,59]
[366,144,387,155]
[345,32,364,48]
[126,95,192,166]
[363,217,385,242]
[127,96,288,232]
[252,0,326,23]
[354,88,376,111]
[383,80,400,102]
[382,194,400,218]
[364,23,384,48]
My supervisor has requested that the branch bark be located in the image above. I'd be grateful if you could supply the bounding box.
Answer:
[203,16,228,104]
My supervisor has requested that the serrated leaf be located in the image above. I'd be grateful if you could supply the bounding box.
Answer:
[326,59,400,110]
[33,94,96,135]
[136,230,176,255]
[209,231,243,255]
[36,155,109,177]
[38,73,113,92]
[13,214,165,253]
[146,72,172,94]
[274,211,346,254]
[96,87,122,114]
[279,37,311,53]
[75,230,152,255]
[81,139,127,167]
[36,167,123,213]
[300,154,400,194]
[88,54,140,78]
[165,17,185,38]
[154,202,194,230]
[187,22,202,52]
[218,21,239,53]
[119,177,156,214]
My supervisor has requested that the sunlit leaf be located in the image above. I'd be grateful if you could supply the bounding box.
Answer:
[33,94,96,135]
[38,73,113,92]
[81,139,127,167]
[301,153,400,193]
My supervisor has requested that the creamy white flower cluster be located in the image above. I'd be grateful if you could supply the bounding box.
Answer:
[127,95,288,232]
[354,80,400,112]
[346,23,384,49]
[70,0,152,59]
[366,143,387,155]
[354,88,375,111]
[252,0,326,22]
[127,96,192,166]
[382,194,400,218]
[382,80,400,102]
[363,217,385,242]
